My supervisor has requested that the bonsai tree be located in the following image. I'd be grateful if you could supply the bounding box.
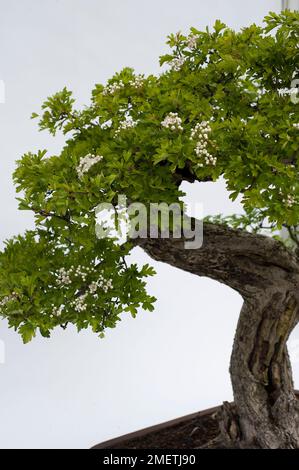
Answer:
[1,10,299,449]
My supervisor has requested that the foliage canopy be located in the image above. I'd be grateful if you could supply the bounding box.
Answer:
[1,11,299,342]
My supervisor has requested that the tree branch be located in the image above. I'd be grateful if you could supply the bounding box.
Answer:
[134,220,299,298]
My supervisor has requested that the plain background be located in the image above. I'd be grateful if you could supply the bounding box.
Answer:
[1,0,299,449]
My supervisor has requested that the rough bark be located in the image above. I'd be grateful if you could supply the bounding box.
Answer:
[135,220,299,448]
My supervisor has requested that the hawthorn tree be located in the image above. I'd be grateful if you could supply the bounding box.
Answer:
[1,10,299,448]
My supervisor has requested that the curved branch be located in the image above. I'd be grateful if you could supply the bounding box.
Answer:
[135,220,299,298]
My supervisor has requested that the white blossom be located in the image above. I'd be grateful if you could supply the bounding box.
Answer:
[293,123,299,129]
[169,57,185,72]
[52,305,64,317]
[72,293,88,312]
[283,194,296,207]
[0,293,17,309]
[76,265,92,281]
[190,121,216,166]
[102,80,124,95]
[187,34,197,49]
[161,112,183,131]
[88,276,113,294]
[128,75,144,89]
[71,275,113,312]
[54,265,113,312]
[174,31,182,43]
[57,267,72,286]
[88,281,99,294]
[115,116,137,135]
[55,265,92,286]
[190,121,212,139]
[103,76,144,95]
[76,154,103,179]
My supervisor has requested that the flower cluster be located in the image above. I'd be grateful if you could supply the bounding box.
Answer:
[52,305,64,317]
[54,265,113,314]
[70,276,113,313]
[57,267,72,286]
[161,112,183,131]
[173,31,182,44]
[76,154,103,179]
[88,274,113,295]
[103,76,144,95]
[169,57,185,71]
[71,293,88,313]
[0,293,17,310]
[55,265,94,287]
[128,75,144,89]
[102,80,124,95]
[283,194,296,207]
[0,296,11,308]
[115,116,137,135]
[75,265,92,281]
[190,121,216,166]
[187,34,197,49]
[293,123,299,130]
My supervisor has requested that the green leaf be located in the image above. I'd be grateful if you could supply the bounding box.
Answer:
[19,324,36,344]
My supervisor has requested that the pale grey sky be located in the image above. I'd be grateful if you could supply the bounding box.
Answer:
[1,0,298,449]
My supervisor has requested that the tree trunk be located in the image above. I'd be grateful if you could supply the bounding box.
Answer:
[135,220,299,448]
[220,292,299,448]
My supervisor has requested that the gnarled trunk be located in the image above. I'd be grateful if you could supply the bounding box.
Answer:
[135,220,299,448]
[221,292,299,448]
